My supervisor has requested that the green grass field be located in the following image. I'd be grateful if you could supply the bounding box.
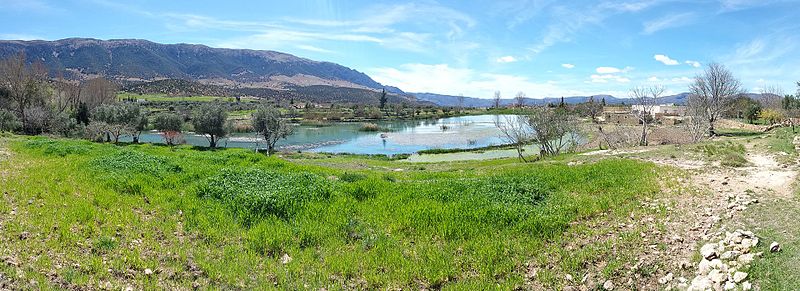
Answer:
[0,135,663,289]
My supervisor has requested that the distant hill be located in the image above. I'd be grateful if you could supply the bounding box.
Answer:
[0,38,427,105]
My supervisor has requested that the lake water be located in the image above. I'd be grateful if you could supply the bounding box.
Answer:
[128,114,516,155]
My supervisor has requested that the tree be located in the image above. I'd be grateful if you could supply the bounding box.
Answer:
[759,108,785,125]
[526,107,580,157]
[0,52,49,133]
[192,102,229,148]
[252,104,294,155]
[91,103,148,143]
[583,96,602,123]
[80,78,117,110]
[688,62,743,136]
[630,85,664,146]
[559,96,566,108]
[515,92,526,108]
[379,89,388,110]
[783,94,800,132]
[743,103,762,124]
[153,113,184,146]
[0,109,21,132]
[495,115,532,162]
[601,97,607,107]
[457,94,465,112]
[493,91,502,108]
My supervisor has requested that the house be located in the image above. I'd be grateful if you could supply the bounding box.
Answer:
[631,104,687,117]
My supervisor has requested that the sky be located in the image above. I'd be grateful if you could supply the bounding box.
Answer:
[1,0,799,99]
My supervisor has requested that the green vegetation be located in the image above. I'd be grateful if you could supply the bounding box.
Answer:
[118,92,236,103]
[0,135,660,289]
[694,141,748,167]
[357,122,391,132]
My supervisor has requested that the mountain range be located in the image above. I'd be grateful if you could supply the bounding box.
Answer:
[414,92,693,107]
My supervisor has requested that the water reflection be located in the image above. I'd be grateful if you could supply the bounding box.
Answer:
[123,115,517,155]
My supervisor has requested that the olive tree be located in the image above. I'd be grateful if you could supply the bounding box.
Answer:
[192,102,229,148]
[153,113,184,146]
[526,107,580,157]
[688,63,743,136]
[91,103,148,143]
[252,105,293,155]
[0,109,21,132]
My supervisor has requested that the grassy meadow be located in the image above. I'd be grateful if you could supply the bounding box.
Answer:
[0,135,662,289]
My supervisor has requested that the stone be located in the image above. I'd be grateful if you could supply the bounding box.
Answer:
[144,268,153,275]
[742,281,752,290]
[700,243,718,260]
[698,259,712,275]
[720,251,741,260]
[689,276,713,291]
[565,274,573,281]
[708,269,725,283]
[738,253,755,265]
[770,242,781,253]
[733,272,748,283]
[658,273,674,284]
[281,253,293,264]
[723,281,736,290]
[603,280,614,290]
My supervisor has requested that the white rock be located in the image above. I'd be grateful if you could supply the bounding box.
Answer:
[720,250,741,260]
[603,280,614,290]
[281,253,293,264]
[144,268,153,275]
[708,269,725,283]
[698,259,712,275]
[733,272,748,283]
[738,253,755,265]
[565,274,573,281]
[659,273,674,284]
[742,281,752,290]
[724,281,736,290]
[770,241,781,252]
[689,276,713,291]
[701,243,718,260]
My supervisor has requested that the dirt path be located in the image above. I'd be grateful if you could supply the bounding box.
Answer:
[639,143,798,289]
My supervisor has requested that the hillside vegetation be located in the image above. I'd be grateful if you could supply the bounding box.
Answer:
[0,136,660,289]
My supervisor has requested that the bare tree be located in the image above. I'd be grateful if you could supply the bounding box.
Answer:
[583,95,602,123]
[685,95,710,142]
[688,63,743,136]
[495,115,532,162]
[515,92,526,108]
[457,94,465,112]
[80,78,118,110]
[493,91,502,108]
[630,85,664,146]
[0,52,49,133]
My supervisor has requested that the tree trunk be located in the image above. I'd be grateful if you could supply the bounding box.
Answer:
[640,123,648,146]
[209,136,217,148]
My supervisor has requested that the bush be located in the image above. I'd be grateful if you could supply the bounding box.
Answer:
[196,168,332,224]
[0,109,21,132]
[23,138,94,157]
[90,150,182,177]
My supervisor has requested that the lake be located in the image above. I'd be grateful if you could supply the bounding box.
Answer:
[128,114,516,155]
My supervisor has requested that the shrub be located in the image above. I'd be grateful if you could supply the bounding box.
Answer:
[0,109,21,132]
[23,138,94,157]
[90,150,182,177]
[196,168,332,224]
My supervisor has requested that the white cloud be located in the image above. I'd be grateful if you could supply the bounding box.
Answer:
[370,63,603,98]
[654,54,680,65]
[647,76,660,82]
[496,56,518,63]
[590,74,631,83]
[596,66,633,74]
[295,44,335,54]
[685,60,701,67]
[642,12,695,34]
[561,63,575,69]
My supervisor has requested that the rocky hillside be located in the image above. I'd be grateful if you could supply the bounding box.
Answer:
[0,38,388,91]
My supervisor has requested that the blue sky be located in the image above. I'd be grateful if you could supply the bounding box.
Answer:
[1,0,799,98]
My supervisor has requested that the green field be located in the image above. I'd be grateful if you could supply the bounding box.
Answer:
[0,135,662,289]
